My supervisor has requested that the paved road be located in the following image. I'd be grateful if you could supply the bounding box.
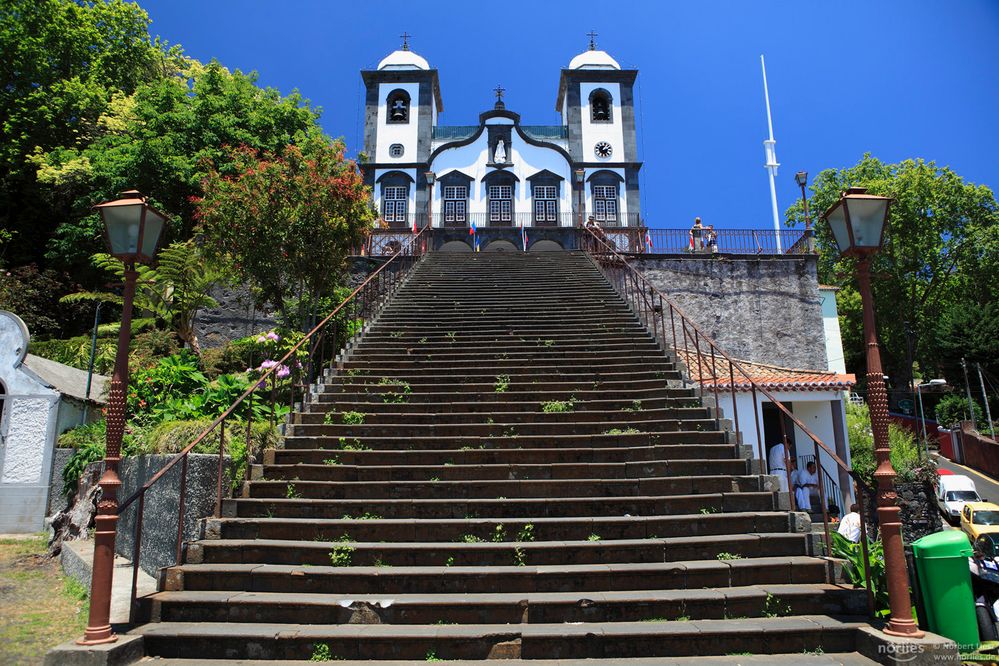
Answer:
[934,454,999,504]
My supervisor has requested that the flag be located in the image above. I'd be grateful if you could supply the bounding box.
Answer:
[469,219,477,236]
[645,231,653,251]
[411,216,418,234]
[521,225,528,252]
[474,234,481,252]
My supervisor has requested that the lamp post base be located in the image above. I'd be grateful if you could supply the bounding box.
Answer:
[77,629,118,646]
[883,619,925,638]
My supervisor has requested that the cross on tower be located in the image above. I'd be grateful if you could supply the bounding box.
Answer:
[494,85,505,102]
[400,32,411,51]
[587,30,598,50]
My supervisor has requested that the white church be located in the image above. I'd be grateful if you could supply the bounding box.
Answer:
[361,36,641,235]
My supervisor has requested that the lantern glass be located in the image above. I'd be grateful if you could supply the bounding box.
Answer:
[825,201,851,254]
[795,171,808,187]
[102,203,145,258]
[845,197,889,249]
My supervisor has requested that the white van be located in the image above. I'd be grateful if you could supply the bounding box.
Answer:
[938,475,982,523]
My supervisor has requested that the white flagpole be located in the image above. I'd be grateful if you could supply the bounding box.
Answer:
[761,54,782,252]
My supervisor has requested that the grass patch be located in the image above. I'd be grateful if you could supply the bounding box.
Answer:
[541,397,576,413]
[493,375,511,393]
[0,535,90,664]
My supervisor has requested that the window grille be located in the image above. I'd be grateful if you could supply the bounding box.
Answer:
[443,186,468,223]
[488,185,513,222]
[593,185,618,222]
[532,185,558,223]
[383,186,408,223]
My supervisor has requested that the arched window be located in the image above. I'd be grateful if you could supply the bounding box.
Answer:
[588,170,624,224]
[590,89,613,123]
[483,171,518,227]
[386,89,410,124]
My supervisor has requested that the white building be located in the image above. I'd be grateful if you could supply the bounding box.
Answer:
[361,38,642,238]
[677,349,857,513]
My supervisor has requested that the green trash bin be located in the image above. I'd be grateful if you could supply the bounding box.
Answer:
[911,530,978,650]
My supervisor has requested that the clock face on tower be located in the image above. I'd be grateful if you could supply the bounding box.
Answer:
[594,141,613,159]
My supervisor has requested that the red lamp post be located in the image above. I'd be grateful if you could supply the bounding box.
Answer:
[821,187,923,638]
[78,190,168,645]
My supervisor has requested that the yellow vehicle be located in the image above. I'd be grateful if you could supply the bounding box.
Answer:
[960,502,999,540]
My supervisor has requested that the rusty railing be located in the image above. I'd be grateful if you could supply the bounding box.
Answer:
[116,227,430,621]
[580,227,876,618]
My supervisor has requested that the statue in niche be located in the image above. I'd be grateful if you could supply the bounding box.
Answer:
[494,139,507,163]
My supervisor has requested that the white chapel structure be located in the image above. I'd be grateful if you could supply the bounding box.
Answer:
[361,36,641,231]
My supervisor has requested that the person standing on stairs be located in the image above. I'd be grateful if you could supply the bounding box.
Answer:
[768,440,792,493]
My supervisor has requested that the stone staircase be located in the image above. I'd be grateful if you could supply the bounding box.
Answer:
[133,251,875,663]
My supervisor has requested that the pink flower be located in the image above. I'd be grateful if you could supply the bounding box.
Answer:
[266,331,280,342]
[276,365,291,379]
[259,359,277,370]
[256,335,266,343]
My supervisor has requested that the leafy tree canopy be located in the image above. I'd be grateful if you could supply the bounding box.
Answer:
[784,155,999,394]
[195,141,374,327]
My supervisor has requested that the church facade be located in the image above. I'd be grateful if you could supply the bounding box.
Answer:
[361,40,642,232]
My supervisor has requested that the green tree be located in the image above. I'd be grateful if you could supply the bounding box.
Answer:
[785,155,999,395]
[60,240,223,354]
[195,141,374,327]
[0,0,169,266]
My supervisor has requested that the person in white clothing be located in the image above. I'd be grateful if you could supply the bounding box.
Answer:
[767,442,791,493]
[794,461,819,511]
[838,503,862,542]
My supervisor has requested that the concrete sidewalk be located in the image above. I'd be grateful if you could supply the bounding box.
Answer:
[60,538,157,625]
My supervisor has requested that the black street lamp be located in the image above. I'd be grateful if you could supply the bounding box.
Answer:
[79,190,167,645]
[821,187,923,638]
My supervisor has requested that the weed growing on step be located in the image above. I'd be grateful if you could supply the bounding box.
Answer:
[513,547,527,567]
[322,456,340,465]
[587,533,602,542]
[328,544,353,567]
[446,331,456,341]
[762,593,792,618]
[434,619,457,625]
[380,380,411,403]
[263,506,275,518]
[604,427,640,435]
[425,650,445,662]
[493,375,511,393]
[459,534,483,543]
[310,642,338,661]
[803,647,825,656]
[341,411,366,425]
[624,400,643,412]
[430,476,440,482]
[699,507,718,515]
[516,524,535,542]
[491,524,507,542]
[541,397,576,413]
[716,552,743,560]
[502,426,517,438]
[419,337,428,344]
[344,368,363,377]
[323,412,337,424]
[373,557,390,568]
[445,556,455,567]
[342,512,382,520]
[641,617,668,622]
[285,483,300,499]
[542,339,555,348]
[337,437,370,451]
[390,331,404,338]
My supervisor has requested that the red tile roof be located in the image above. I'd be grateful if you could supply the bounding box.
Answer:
[676,348,856,392]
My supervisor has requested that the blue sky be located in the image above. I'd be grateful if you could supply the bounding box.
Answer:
[140,0,999,230]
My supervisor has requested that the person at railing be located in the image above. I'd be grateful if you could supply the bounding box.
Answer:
[768,441,791,492]
[837,503,862,542]
[586,216,607,241]
[794,460,820,512]
[689,217,704,252]
[705,224,718,254]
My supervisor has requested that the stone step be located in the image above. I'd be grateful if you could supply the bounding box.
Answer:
[319,378,685,395]
[312,386,699,404]
[133,615,865,660]
[244,475,764,501]
[230,490,774,519]
[163,556,835,596]
[255,459,751,483]
[299,408,710,426]
[290,419,713,438]
[140,654,879,665]
[142,583,862,626]
[280,430,731,451]
[267,443,736,466]
[300,396,688,415]
[208,511,798,543]
[188,533,808,567]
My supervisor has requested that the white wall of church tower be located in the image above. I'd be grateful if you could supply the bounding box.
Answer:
[579,82,624,162]
[374,81,422,163]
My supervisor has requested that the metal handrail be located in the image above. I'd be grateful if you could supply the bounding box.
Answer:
[118,226,431,621]
[580,227,876,618]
